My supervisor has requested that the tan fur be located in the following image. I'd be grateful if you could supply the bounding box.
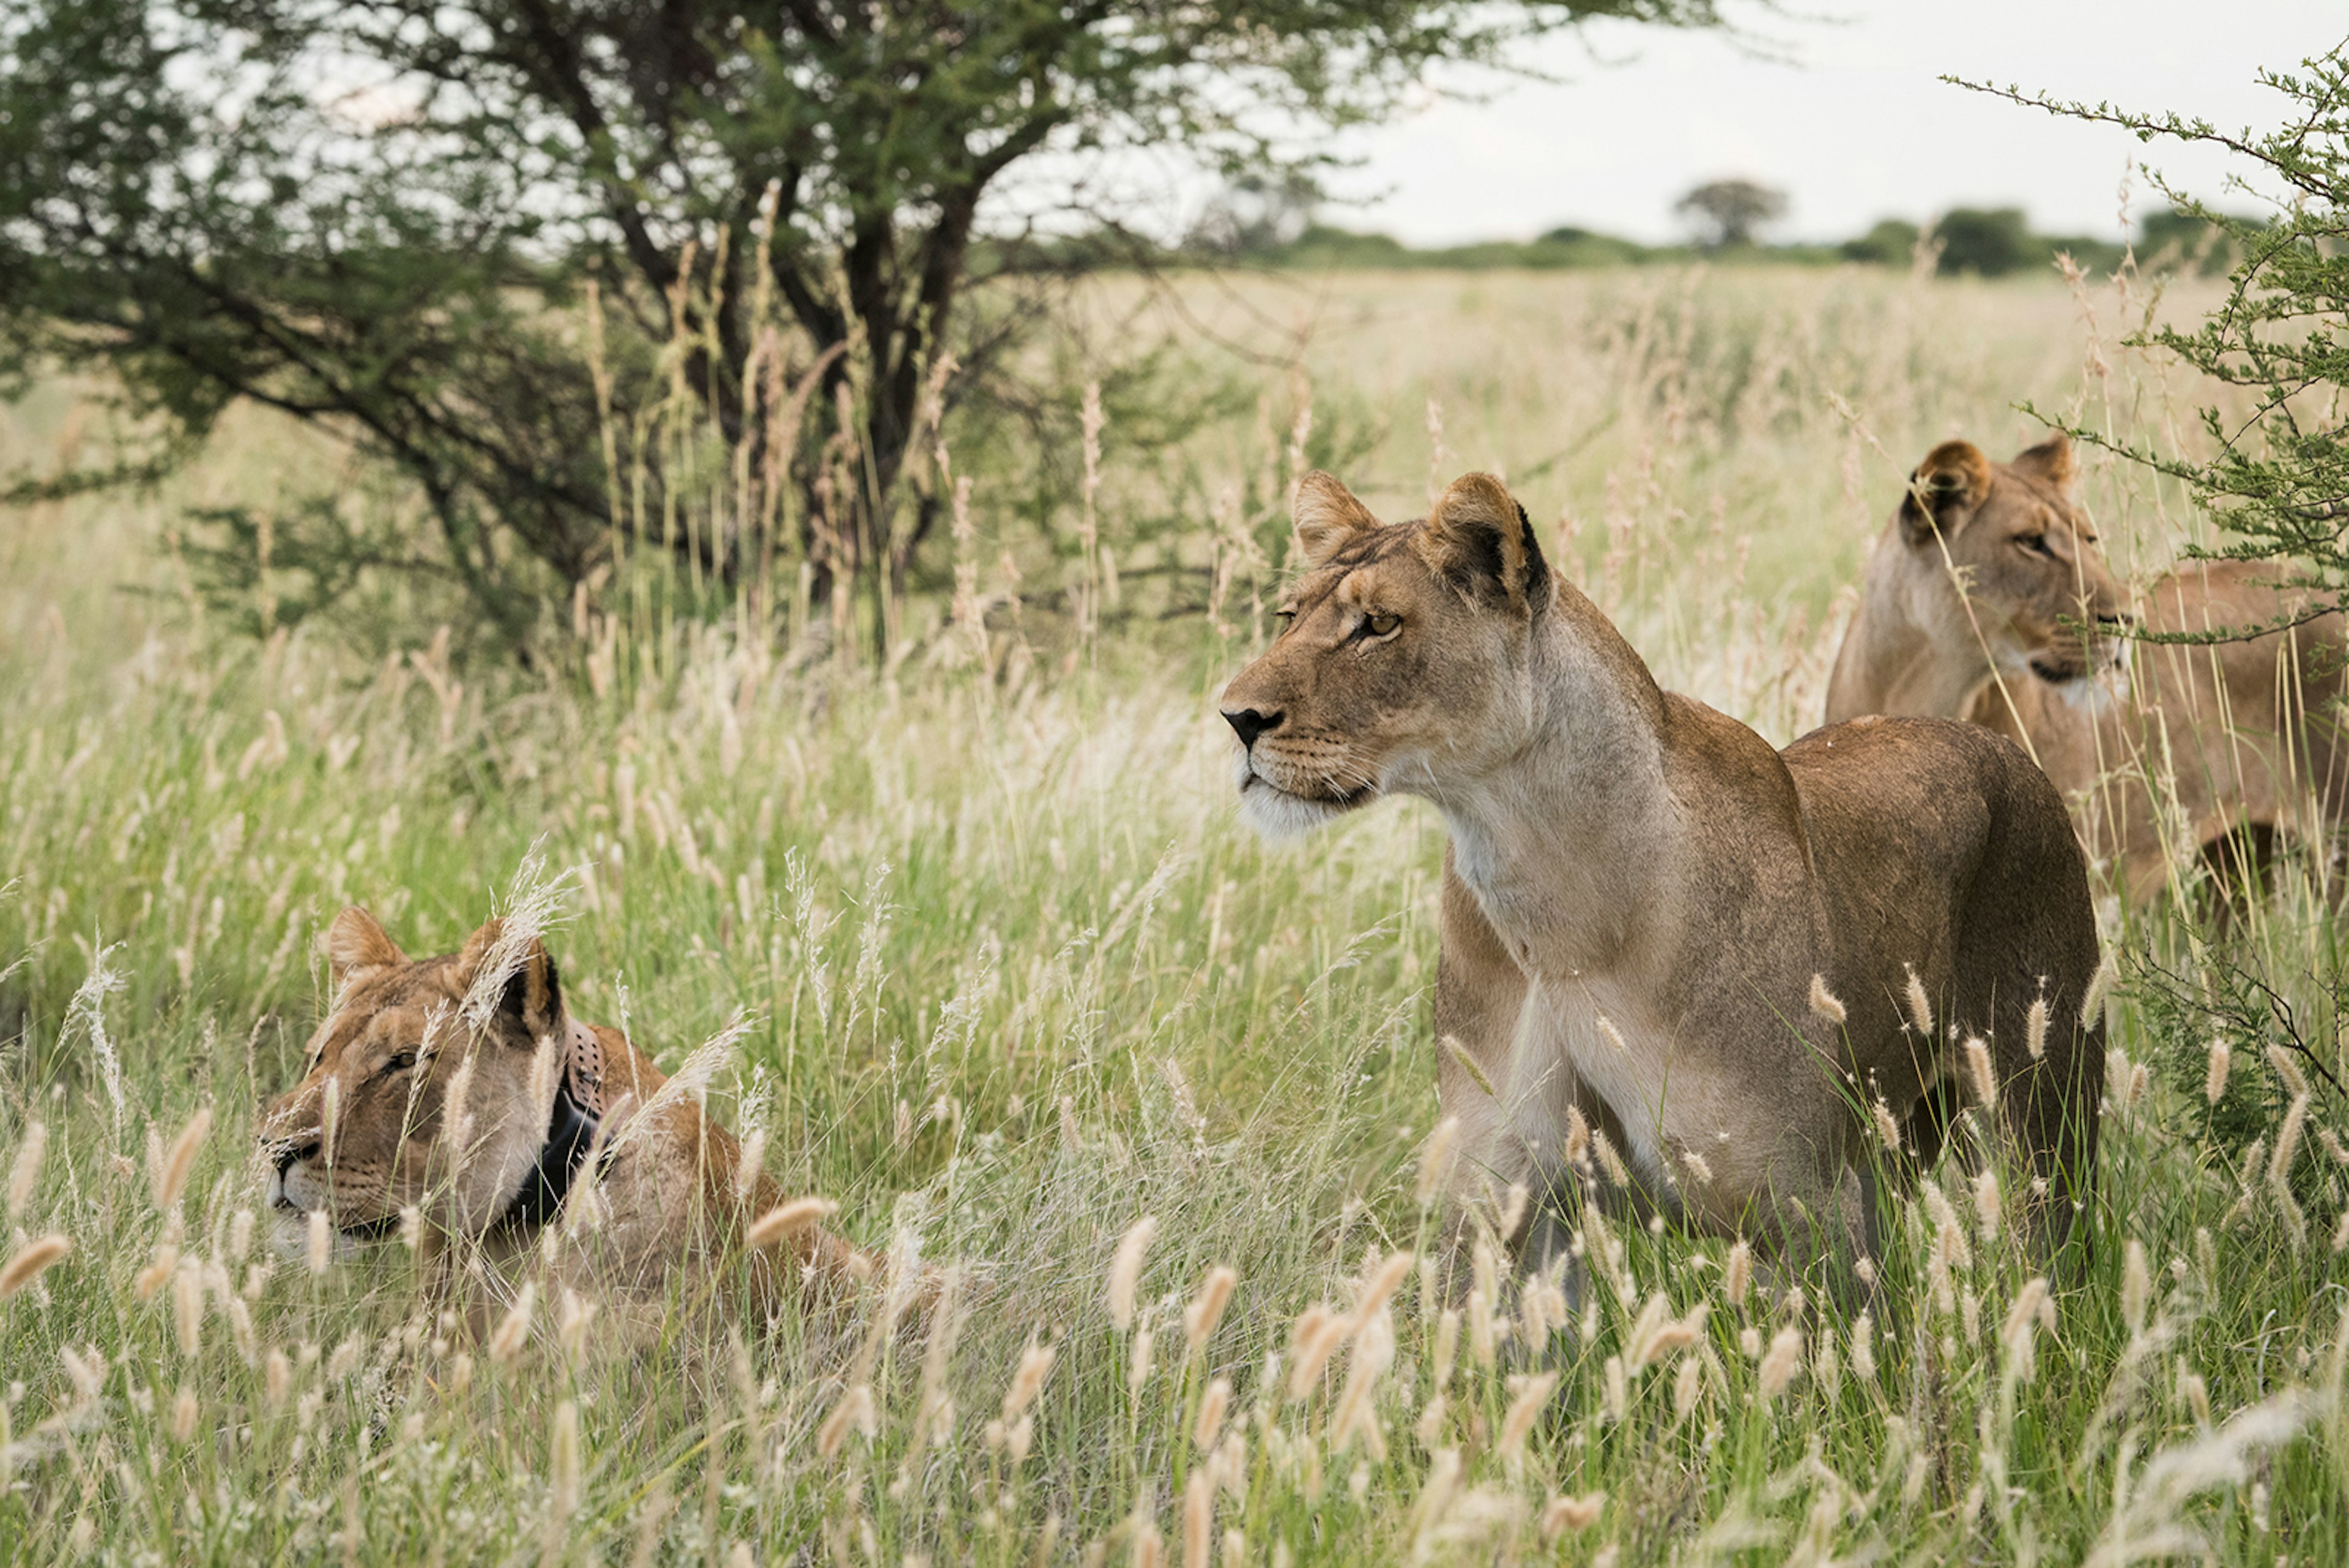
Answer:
[258,908,871,1315]
[1827,433,2349,900]
[1222,471,2102,1295]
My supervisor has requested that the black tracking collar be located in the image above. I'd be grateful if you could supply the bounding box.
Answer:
[503,1075,603,1228]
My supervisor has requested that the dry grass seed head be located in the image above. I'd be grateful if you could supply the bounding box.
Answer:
[173,1260,203,1356]
[1628,1296,1707,1374]
[2002,1277,2050,1379]
[732,1125,766,1200]
[1286,1305,1349,1400]
[0,1232,72,1298]
[1003,1338,1056,1422]
[2206,1038,2232,1105]
[135,1236,180,1300]
[489,1282,536,1362]
[1353,1250,1412,1322]
[1416,1117,1460,1206]
[1442,1035,1497,1099]
[154,1106,212,1213]
[1757,1327,1804,1398]
[1973,1169,2002,1244]
[1541,1492,1605,1536]
[1674,1354,1704,1418]
[1499,1372,1559,1457]
[1127,1320,1156,1397]
[305,1209,333,1275]
[1107,1216,1158,1331]
[2266,1044,2310,1101]
[1590,1130,1632,1189]
[1562,1104,1592,1169]
[1185,1265,1238,1353]
[1902,965,1933,1035]
[549,1399,582,1525]
[748,1197,837,1249]
[1183,1470,1212,1568]
[1194,1377,1232,1450]
[2121,1238,2151,1337]
[1807,974,1846,1027]
[7,1120,47,1217]
[1723,1239,1751,1307]
[604,1016,751,1159]
[818,1383,876,1460]
[2270,1094,2311,1187]
[1962,1037,1998,1109]
[1329,1310,1396,1456]
[1430,1308,1460,1392]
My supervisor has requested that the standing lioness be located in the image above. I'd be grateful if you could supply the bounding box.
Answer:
[1222,472,2102,1291]
[1826,431,2349,902]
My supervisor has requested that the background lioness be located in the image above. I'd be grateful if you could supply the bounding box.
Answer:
[1827,432,2349,902]
[259,907,872,1312]
[1223,470,2103,1295]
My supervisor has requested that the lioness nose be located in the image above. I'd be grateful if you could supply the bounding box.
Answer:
[1223,708,1282,749]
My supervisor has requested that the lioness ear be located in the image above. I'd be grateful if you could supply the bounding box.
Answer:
[1292,471,1381,567]
[501,938,564,1045]
[456,917,565,1044]
[325,907,405,991]
[1899,440,1994,544]
[2009,429,2080,499]
[1417,473,1552,612]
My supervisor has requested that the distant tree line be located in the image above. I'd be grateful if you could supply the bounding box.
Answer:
[1203,198,2243,277]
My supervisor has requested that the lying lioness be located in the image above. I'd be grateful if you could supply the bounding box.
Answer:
[1826,431,2349,902]
[259,907,872,1313]
[1221,470,2102,1291]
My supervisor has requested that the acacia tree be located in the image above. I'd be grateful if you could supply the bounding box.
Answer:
[1973,46,2346,609]
[1674,176,1786,248]
[0,0,1736,658]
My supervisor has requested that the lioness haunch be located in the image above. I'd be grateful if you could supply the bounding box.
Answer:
[259,908,873,1312]
[1221,470,2102,1298]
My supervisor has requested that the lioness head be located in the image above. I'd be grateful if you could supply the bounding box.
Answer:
[1893,432,2129,686]
[1219,471,1556,836]
[259,907,571,1243]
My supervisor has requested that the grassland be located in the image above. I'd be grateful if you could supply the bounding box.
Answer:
[4,262,2346,1566]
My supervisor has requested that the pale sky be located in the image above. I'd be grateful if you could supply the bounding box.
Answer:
[1324,2,2347,247]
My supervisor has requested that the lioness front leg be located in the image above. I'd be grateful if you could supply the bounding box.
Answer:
[1431,855,1604,1306]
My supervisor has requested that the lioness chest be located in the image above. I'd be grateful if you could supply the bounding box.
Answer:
[1504,976,1783,1221]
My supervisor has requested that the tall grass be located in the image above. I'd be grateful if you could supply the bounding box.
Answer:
[4,260,2346,1564]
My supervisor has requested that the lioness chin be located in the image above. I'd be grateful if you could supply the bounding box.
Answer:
[1223,470,2102,1302]
[1827,431,2349,902]
[259,907,874,1320]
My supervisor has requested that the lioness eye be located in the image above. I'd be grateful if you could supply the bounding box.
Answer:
[2018,534,2054,557]
[380,1049,418,1077]
[1366,612,1401,637]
